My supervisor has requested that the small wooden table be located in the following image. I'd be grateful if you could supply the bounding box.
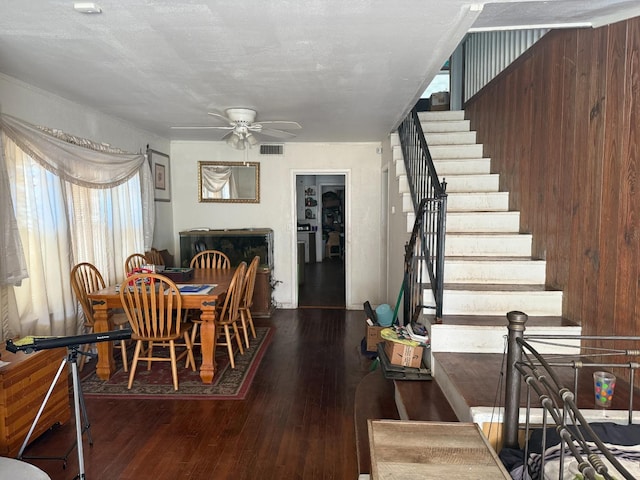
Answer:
[368,420,511,479]
[88,268,235,384]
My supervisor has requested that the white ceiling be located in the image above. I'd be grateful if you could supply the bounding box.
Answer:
[0,1,638,143]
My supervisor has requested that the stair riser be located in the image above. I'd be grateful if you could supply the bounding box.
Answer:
[399,199,520,225]
[404,197,514,219]
[418,111,466,122]
[445,175,500,193]
[397,159,492,177]
[425,131,477,145]
[397,174,408,192]
[424,290,563,316]
[396,173,498,193]
[429,324,581,354]
[422,120,471,133]
[446,212,520,233]
[430,144,483,159]
[434,159,491,175]
[438,261,547,284]
[445,235,532,256]
[447,193,509,212]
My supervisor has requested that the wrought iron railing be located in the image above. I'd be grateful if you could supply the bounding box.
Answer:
[398,107,447,323]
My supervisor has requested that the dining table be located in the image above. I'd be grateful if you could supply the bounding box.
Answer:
[87,268,236,384]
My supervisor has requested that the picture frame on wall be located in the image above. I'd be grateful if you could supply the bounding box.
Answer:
[148,148,171,202]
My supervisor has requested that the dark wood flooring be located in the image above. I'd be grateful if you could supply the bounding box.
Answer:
[18,308,454,480]
[298,259,345,308]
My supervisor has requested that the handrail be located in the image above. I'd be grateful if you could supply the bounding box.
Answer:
[397,107,447,323]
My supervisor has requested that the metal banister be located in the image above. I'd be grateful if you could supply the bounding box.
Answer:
[397,107,447,323]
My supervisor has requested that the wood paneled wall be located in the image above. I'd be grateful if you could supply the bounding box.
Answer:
[465,17,640,338]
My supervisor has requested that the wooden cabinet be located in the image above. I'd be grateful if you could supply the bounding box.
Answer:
[0,346,70,456]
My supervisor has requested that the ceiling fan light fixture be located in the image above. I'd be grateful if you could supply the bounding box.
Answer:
[226,133,240,149]
[245,132,258,147]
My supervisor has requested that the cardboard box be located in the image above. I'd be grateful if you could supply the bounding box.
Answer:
[366,325,385,352]
[430,91,450,106]
[384,340,424,368]
[430,91,450,111]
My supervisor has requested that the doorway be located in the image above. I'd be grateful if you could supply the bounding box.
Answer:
[294,173,346,308]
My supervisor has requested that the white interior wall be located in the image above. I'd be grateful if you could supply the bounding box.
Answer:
[0,73,174,252]
[170,141,383,310]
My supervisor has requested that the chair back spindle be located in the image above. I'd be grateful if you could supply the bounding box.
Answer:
[190,250,231,269]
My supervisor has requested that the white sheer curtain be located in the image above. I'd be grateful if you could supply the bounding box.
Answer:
[5,142,76,336]
[0,114,154,340]
[201,165,238,199]
[0,132,27,338]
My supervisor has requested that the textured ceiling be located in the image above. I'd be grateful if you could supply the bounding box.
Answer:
[0,1,637,143]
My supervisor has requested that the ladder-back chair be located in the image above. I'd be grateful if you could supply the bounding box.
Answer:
[124,253,148,274]
[70,262,130,371]
[188,262,246,369]
[119,273,195,391]
[144,248,165,266]
[238,255,260,348]
[190,250,231,269]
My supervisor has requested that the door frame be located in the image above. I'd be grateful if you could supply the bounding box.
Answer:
[291,169,350,308]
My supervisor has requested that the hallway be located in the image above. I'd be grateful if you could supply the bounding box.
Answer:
[298,258,345,308]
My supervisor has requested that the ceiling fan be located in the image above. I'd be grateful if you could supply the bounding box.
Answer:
[171,108,301,149]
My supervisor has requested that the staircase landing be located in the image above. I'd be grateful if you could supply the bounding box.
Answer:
[431,349,640,424]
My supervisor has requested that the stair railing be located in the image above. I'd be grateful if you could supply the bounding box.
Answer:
[397,107,447,323]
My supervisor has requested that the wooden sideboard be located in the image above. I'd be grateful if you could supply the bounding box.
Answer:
[0,346,70,456]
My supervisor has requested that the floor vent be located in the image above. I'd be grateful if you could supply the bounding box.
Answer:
[259,144,284,155]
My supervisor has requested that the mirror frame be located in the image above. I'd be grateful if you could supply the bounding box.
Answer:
[198,161,260,203]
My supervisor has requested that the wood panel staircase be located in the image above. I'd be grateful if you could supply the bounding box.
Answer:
[390,110,580,420]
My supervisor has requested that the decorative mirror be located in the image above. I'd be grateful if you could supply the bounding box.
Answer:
[198,161,260,203]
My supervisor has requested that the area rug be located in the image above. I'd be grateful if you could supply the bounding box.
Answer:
[81,326,273,400]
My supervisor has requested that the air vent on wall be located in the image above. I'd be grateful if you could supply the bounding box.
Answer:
[259,144,284,155]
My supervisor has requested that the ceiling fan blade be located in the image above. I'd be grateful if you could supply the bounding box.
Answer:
[255,120,302,130]
[170,125,234,130]
[207,112,234,125]
[259,127,298,139]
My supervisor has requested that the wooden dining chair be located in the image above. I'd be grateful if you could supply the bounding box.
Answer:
[238,255,260,348]
[144,248,165,266]
[70,262,130,372]
[188,262,246,369]
[124,253,148,274]
[190,250,231,269]
[119,273,196,391]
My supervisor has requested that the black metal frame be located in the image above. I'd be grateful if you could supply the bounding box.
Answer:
[504,311,639,480]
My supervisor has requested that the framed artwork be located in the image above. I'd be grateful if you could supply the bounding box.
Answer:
[148,149,171,202]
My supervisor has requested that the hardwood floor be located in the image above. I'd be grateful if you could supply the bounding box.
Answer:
[20,309,388,479]
[298,259,345,308]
